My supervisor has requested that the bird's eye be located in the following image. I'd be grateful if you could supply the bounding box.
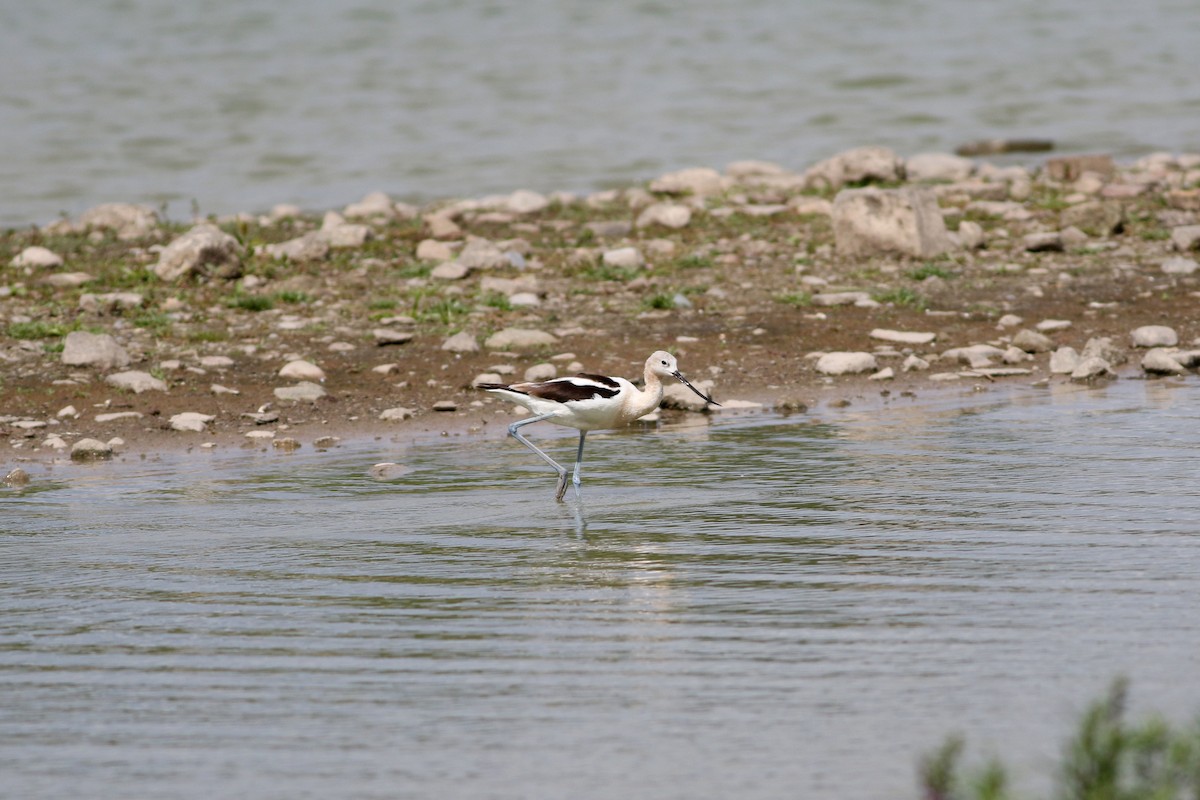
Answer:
[661,360,668,365]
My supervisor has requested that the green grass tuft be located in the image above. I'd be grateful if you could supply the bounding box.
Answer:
[776,291,813,308]
[919,678,1200,800]
[873,287,928,310]
[907,263,955,281]
[7,320,70,339]
[227,293,274,312]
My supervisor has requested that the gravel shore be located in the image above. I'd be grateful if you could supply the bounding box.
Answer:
[3,146,1200,477]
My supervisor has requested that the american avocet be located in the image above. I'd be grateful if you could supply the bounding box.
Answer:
[479,351,717,501]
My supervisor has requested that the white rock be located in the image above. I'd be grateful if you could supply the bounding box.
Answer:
[56,405,78,418]
[373,329,415,345]
[379,407,416,421]
[725,160,788,179]
[902,355,930,372]
[661,380,716,410]
[263,232,330,262]
[154,223,243,281]
[77,203,158,239]
[457,238,508,270]
[812,291,872,306]
[815,352,878,375]
[1002,346,1032,364]
[105,370,168,393]
[1049,347,1080,374]
[170,412,215,432]
[1071,357,1113,381]
[1130,325,1178,348]
[1082,337,1126,365]
[424,213,462,239]
[274,382,327,402]
[70,438,114,461]
[481,275,540,295]
[42,435,68,450]
[472,372,504,387]
[602,246,644,269]
[442,331,479,353]
[955,220,986,250]
[869,328,936,345]
[709,398,765,411]
[279,360,325,381]
[416,239,455,261]
[942,344,1006,367]
[61,331,130,370]
[1162,256,1199,275]
[506,189,550,214]
[805,146,903,190]
[199,355,234,369]
[905,152,974,182]
[509,292,540,307]
[1012,329,1055,353]
[788,197,834,216]
[524,363,557,382]
[95,411,144,422]
[997,314,1024,328]
[869,367,895,381]
[650,167,728,197]
[343,191,395,219]
[79,291,144,313]
[635,203,693,229]
[268,204,303,220]
[484,328,559,350]
[369,462,411,480]
[244,430,276,440]
[319,222,372,249]
[1170,225,1200,251]
[1023,231,1063,252]
[1141,349,1187,374]
[43,272,94,288]
[431,262,470,280]
[10,246,63,268]
[1036,319,1072,332]
[832,187,955,259]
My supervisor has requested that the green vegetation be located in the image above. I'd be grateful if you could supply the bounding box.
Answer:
[7,320,70,339]
[641,292,675,310]
[480,291,513,312]
[186,329,228,343]
[132,312,173,334]
[274,290,313,304]
[907,263,955,281]
[415,296,468,326]
[920,679,1200,800]
[577,262,640,283]
[674,252,714,270]
[397,262,432,279]
[776,291,813,308]
[226,293,274,312]
[873,286,928,310]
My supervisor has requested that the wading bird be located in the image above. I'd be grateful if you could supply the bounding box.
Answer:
[479,351,717,501]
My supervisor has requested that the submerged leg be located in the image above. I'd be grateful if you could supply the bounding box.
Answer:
[571,431,587,499]
[507,414,569,501]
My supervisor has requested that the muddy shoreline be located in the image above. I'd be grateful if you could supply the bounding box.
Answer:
[3,147,1200,479]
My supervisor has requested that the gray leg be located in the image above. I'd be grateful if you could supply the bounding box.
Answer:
[507,414,569,502]
[571,431,587,499]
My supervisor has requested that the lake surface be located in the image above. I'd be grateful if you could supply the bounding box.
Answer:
[4,378,1200,799]
[2,0,1199,227]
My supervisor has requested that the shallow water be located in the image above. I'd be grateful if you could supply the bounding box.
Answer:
[3,379,1200,799]
[3,0,1199,227]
